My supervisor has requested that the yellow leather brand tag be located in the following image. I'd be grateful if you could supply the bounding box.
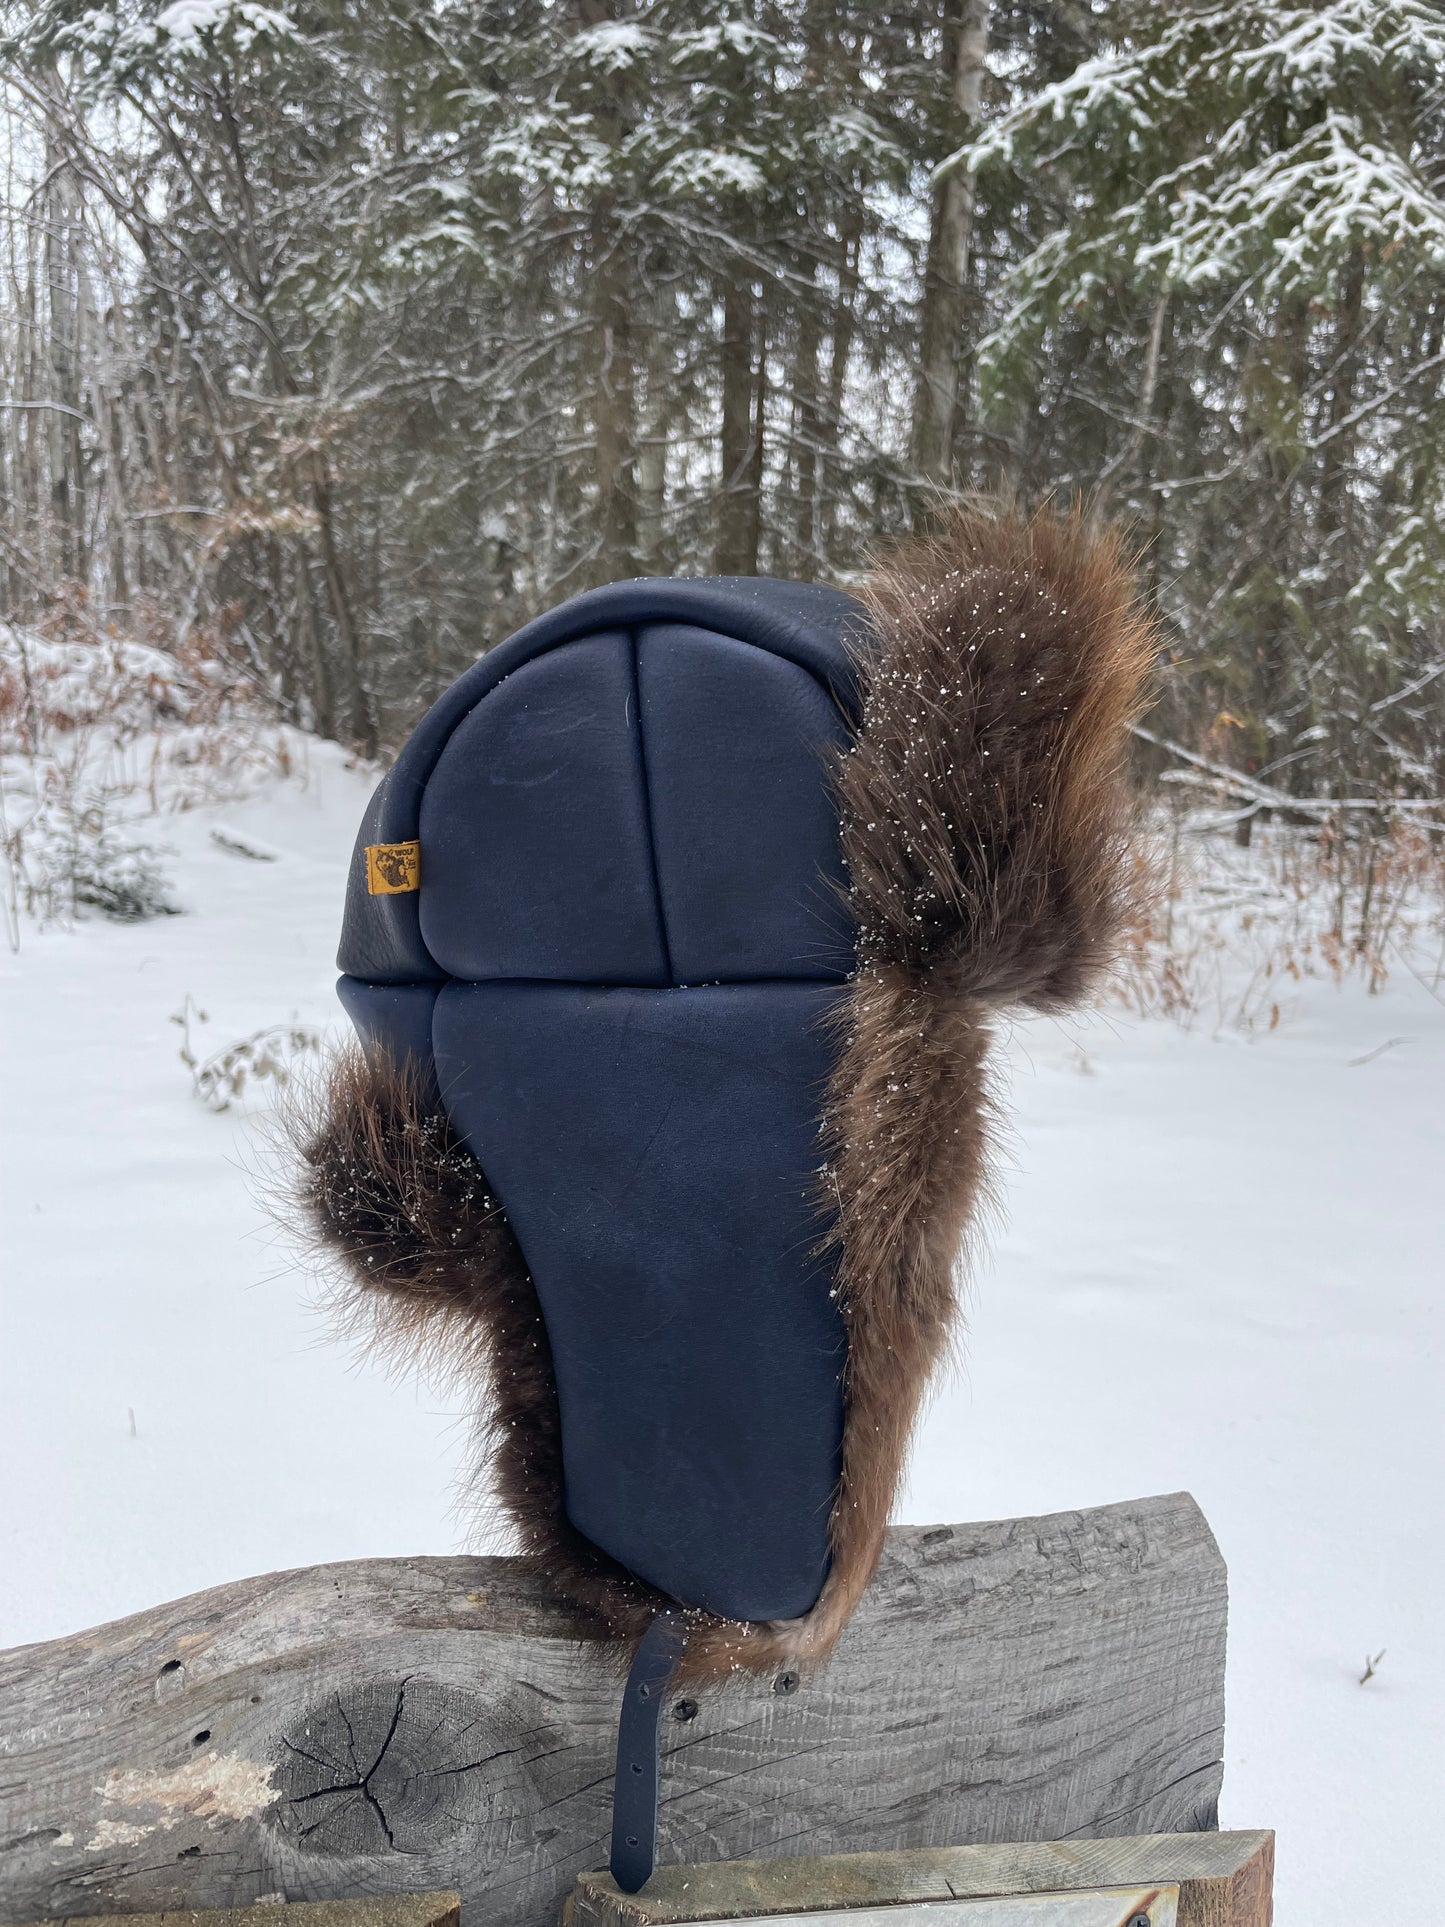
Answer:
[365,839,421,895]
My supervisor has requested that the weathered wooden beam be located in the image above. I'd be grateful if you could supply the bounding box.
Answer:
[0,1495,1225,1927]
[7,1898,460,1927]
[566,1834,1273,1927]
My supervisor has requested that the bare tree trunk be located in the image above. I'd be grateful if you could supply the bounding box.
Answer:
[821,202,863,565]
[293,539,334,739]
[1096,289,1170,512]
[593,215,637,579]
[635,420,667,570]
[576,0,638,585]
[1235,293,1311,801]
[790,258,822,578]
[1319,247,1364,547]
[911,0,989,494]
[747,303,767,570]
[21,225,43,579]
[636,282,673,570]
[42,115,89,586]
[308,455,376,753]
[91,291,135,618]
[717,274,760,574]
[1319,246,1368,868]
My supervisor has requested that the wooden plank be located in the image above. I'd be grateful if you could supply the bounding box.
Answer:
[7,1896,459,1927]
[567,1834,1272,1927]
[0,1494,1226,1927]
[637,1895,1183,1927]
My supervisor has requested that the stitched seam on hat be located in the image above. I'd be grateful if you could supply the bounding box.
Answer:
[627,629,676,987]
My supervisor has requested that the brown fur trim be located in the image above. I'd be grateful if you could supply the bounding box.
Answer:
[798,503,1156,1640]
[290,504,1151,1679]
[839,502,1155,1005]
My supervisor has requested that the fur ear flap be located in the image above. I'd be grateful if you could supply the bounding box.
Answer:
[811,504,1155,1651]
[839,501,1155,1008]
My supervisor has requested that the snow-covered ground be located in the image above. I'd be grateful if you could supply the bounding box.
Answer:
[2,743,1441,1927]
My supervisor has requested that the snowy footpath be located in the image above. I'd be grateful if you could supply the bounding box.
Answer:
[2,744,1440,1927]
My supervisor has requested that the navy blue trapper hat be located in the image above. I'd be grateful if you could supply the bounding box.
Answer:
[296,509,1150,1886]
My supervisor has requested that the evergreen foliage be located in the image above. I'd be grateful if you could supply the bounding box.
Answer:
[1,0,1441,809]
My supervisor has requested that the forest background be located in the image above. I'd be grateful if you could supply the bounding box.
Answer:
[2,0,1445,967]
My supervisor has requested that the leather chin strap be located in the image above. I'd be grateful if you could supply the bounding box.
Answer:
[609,1608,688,1893]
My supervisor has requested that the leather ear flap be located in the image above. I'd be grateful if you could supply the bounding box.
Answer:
[335,978,440,1098]
[288,1043,861,1682]
[288,1044,681,1649]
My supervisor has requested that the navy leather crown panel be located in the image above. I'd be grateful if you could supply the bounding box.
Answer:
[337,577,866,1622]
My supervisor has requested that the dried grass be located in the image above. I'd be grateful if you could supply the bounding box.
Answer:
[1,609,311,947]
[1114,801,1445,1032]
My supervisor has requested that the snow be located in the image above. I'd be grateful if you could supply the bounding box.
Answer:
[965,0,1445,346]
[51,0,297,83]
[0,744,466,1639]
[812,109,907,177]
[153,0,295,49]
[655,148,768,200]
[2,747,1442,1926]
[672,21,780,63]
[568,21,655,75]
[905,985,1443,1921]
[0,625,198,734]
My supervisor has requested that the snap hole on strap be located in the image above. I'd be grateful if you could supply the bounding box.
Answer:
[609,1608,688,1894]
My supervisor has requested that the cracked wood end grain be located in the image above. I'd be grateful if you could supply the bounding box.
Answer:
[0,1495,1227,1927]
